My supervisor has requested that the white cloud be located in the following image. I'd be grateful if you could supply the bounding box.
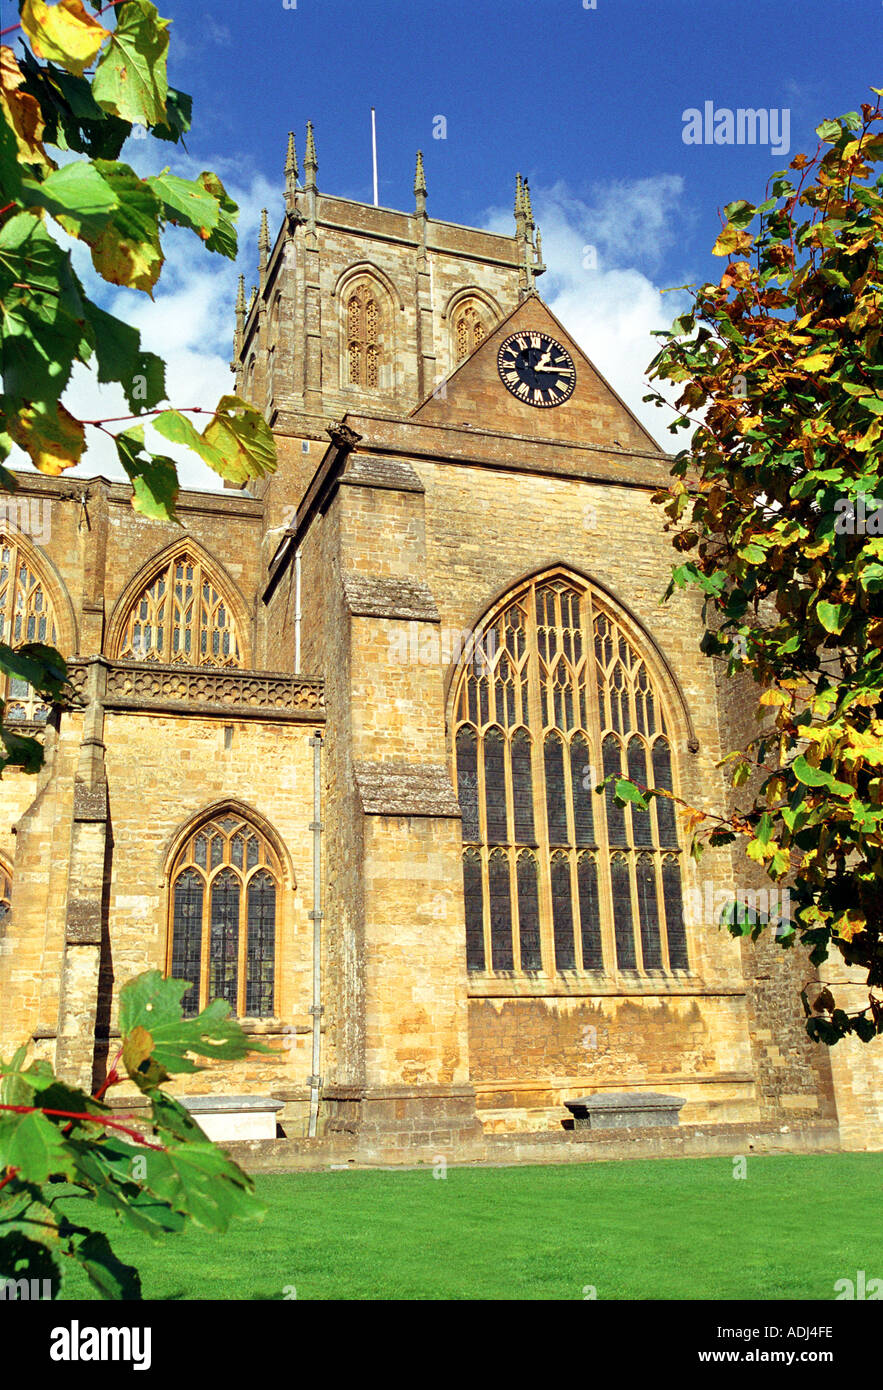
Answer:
[484,175,696,448]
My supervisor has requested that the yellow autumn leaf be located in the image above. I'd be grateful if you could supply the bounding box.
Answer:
[10,403,85,475]
[759,688,790,707]
[793,352,835,371]
[20,0,109,78]
[832,909,866,943]
[0,46,53,172]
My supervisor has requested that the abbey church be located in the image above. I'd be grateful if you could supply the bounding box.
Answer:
[1,127,880,1157]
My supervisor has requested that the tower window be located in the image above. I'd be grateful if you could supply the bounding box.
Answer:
[347,284,381,388]
[454,304,486,361]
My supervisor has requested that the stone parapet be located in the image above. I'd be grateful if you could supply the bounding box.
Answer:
[66,659,324,721]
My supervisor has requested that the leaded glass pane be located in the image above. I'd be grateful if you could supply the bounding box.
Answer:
[611,853,636,970]
[516,853,542,971]
[551,853,576,971]
[463,850,485,971]
[511,730,534,843]
[484,728,507,844]
[172,869,203,1017]
[209,869,239,1010]
[545,734,568,844]
[636,853,663,970]
[577,853,603,969]
[488,851,513,971]
[246,871,276,1016]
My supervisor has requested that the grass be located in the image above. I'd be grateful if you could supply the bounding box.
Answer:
[57,1152,882,1301]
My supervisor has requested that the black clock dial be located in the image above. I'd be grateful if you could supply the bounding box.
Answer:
[497,331,576,407]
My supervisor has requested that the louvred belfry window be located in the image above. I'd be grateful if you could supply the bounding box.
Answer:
[454,304,486,361]
[453,573,689,976]
[0,535,59,722]
[347,283,380,388]
[168,814,280,1017]
[116,552,241,667]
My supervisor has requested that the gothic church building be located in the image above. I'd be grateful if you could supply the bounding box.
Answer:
[1,129,880,1154]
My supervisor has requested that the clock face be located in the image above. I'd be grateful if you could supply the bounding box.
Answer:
[497,331,576,408]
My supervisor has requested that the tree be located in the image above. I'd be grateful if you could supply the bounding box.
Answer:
[0,971,270,1299]
[0,0,276,776]
[620,92,883,1045]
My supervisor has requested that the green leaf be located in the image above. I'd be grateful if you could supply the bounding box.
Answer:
[20,161,119,242]
[82,301,166,411]
[0,1111,76,1183]
[154,397,276,485]
[816,600,850,634]
[91,0,171,128]
[133,1142,263,1231]
[815,118,843,143]
[148,169,220,240]
[88,160,163,291]
[114,425,178,520]
[151,86,192,143]
[118,971,272,1087]
[614,777,648,810]
[74,1231,141,1301]
[198,172,238,258]
[0,724,45,774]
[0,642,68,699]
[723,200,756,229]
[0,213,90,402]
[792,755,853,798]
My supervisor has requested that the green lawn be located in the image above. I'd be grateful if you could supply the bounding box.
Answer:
[59,1152,881,1301]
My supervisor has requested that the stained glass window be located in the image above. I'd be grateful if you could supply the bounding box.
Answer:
[116,552,241,668]
[453,571,689,976]
[169,813,281,1016]
[0,535,59,722]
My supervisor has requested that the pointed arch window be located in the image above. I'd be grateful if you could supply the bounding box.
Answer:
[115,552,242,667]
[346,282,381,388]
[453,573,689,977]
[454,304,486,361]
[0,534,59,722]
[168,813,281,1017]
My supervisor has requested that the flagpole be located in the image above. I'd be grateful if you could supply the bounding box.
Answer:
[371,107,378,207]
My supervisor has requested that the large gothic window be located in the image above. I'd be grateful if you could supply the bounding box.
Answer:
[346,282,380,388]
[454,304,486,362]
[168,813,281,1018]
[453,573,688,976]
[0,534,59,722]
[115,551,242,667]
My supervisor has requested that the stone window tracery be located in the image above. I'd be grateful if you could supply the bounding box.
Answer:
[0,534,59,722]
[168,813,280,1018]
[453,573,688,976]
[454,303,486,362]
[346,282,381,388]
[115,552,242,668]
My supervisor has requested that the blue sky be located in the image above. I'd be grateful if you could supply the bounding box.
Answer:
[14,0,883,486]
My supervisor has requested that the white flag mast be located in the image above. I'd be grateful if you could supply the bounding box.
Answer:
[371,107,379,207]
